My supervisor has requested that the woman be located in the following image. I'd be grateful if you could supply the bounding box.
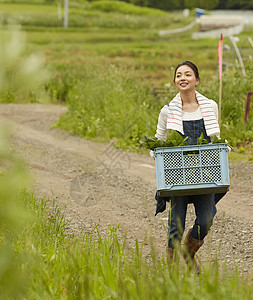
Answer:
[154,61,224,272]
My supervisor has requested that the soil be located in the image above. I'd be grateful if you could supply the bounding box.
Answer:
[1,103,253,274]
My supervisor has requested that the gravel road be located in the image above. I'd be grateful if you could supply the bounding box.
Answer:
[1,103,252,274]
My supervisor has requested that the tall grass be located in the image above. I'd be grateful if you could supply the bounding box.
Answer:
[2,189,253,299]
[198,65,253,147]
[1,2,253,298]
[90,0,167,16]
[54,60,253,151]
[54,63,158,150]
[0,28,49,103]
[0,128,31,298]
[0,1,193,29]
[0,116,252,299]
[0,2,252,150]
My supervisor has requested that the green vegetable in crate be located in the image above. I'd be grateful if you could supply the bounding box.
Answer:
[196,133,232,147]
[141,130,188,150]
[197,133,209,145]
[167,130,189,147]
[141,132,232,150]
[212,135,226,144]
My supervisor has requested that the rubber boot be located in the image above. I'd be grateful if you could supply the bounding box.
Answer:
[183,229,204,273]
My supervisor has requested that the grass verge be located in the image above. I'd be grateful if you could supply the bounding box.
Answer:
[1,190,252,299]
[0,2,252,151]
[0,128,252,299]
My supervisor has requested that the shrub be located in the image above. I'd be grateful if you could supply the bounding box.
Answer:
[91,0,167,16]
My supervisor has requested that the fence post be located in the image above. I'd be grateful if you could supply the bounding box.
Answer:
[64,0,69,28]
[244,92,253,123]
[229,36,246,76]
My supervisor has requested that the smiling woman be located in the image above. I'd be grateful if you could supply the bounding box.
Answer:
[173,62,200,113]
[154,60,223,273]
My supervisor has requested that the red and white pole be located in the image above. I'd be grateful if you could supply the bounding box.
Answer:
[218,33,223,126]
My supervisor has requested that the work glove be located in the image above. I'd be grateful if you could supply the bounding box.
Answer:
[150,150,155,160]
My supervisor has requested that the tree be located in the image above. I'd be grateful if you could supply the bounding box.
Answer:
[185,0,219,9]
[217,0,227,9]
[148,0,182,10]
[225,0,253,9]
[129,0,150,7]
[100,0,253,10]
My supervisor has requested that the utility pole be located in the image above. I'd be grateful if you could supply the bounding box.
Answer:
[64,0,69,28]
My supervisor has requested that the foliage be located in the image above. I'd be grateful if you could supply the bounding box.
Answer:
[141,132,188,150]
[222,0,253,9]
[91,0,167,16]
[0,128,31,298]
[199,66,253,148]
[54,63,157,152]
[128,0,253,9]
[88,0,253,10]
[141,133,231,150]
[0,26,50,296]
[0,3,253,151]
[0,28,50,103]
[1,0,253,10]
[1,187,252,299]
[196,133,228,145]
[184,0,219,10]
[0,1,189,29]
[0,2,253,298]
[54,60,253,151]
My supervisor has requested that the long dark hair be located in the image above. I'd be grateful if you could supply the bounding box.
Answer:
[173,61,200,81]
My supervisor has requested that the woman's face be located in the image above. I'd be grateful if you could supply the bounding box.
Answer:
[174,65,200,92]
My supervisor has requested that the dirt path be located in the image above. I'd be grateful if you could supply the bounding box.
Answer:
[1,103,253,273]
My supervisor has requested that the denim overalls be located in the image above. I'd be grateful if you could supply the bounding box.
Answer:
[157,119,219,248]
[181,119,211,145]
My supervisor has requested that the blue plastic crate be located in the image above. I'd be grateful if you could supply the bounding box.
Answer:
[155,143,230,197]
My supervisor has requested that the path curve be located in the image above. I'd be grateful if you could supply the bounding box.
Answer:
[1,103,252,273]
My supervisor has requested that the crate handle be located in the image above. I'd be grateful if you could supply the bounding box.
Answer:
[183,150,200,156]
